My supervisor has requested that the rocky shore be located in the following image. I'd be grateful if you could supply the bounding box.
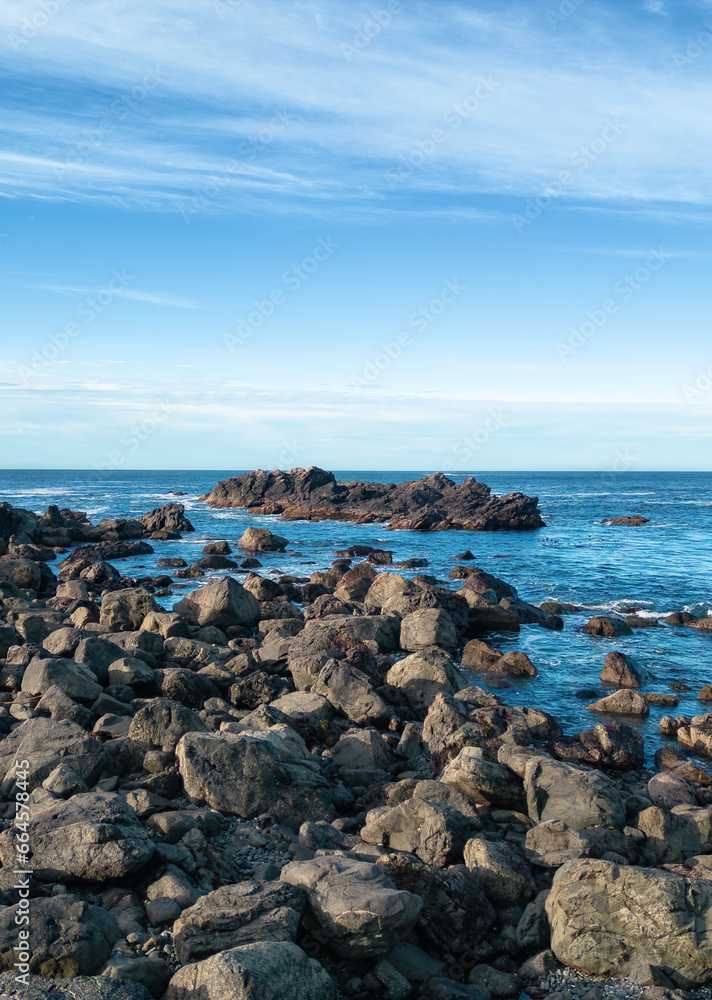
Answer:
[1,499,712,999]
[200,467,546,531]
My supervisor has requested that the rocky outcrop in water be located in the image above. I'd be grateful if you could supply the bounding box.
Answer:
[200,467,545,532]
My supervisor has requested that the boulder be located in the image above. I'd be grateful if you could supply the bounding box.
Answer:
[330,728,395,772]
[361,796,470,867]
[677,714,712,758]
[140,503,194,534]
[270,691,333,731]
[524,757,626,831]
[546,858,712,987]
[461,638,502,672]
[488,650,538,678]
[525,820,591,868]
[0,973,150,999]
[0,717,113,791]
[281,855,422,958]
[441,747,525,808]
[556,721,645,770]
[386,647,465,716]
[399,608,459,652]
[601,651,646,688]
[173,881,306,964]
[365,573,418,609]
[319,613,401,652]
[129,697,208,747]
[287,623,376,691]
[237,527,289,552]
[177,728,334,825]
[173,577,261,629]
[21,656,102,701]
[583,616,633,637]
[636,804,712,863]
[164,942,333,1000]
[3,791,154,882]
[0,896,120,977]
[313,659,389,726]
[587,689,648,716]
[647,772,696,810]
[99,588,162,632]
[464,837,536,907]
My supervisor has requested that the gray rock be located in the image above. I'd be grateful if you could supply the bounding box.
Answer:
[464,837,536,907]
[637,804,712,863]
[75,637,126,684]
[287,623,377,691]
[101,957,173,998]
[173,577,260,629]
[177,727,334,825]
[21,655,101,701]
[547,857,712,986]
[386,647,465,716]
[42,762,88,798]
[100,588,162,632]
[362,796,470,867]
[313,659,389,726]
[173,880,306,963]
[319,613,401,652]
[238,527,289,552]
[41,625,85,658]
[146,897,181,925]
[525,820,590,868]
[0,896,120,977]
[146,864,201,909]
[108,656,156,688]
[281,855,422,958]
[3,791,154,882]
[601,651,646,688]
[441,747,524,809]
[330,728,395,772]
[516,897,550,952]
[270,691,333,730]
[647,772,696,810]
[399,608,459,652]
[587,689,648,716]
[524,757,626,831]
[129,697,208,748]
[37,685,95,727]
[165,942,334,1000]
[0,717,114,791]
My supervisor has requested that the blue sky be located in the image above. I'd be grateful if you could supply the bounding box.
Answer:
[1,0,712,471]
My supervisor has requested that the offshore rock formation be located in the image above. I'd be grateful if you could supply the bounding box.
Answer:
[200,467,545,532]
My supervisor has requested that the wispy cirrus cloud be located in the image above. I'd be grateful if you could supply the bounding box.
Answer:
[34,283,201,308]
[0,0,711,218]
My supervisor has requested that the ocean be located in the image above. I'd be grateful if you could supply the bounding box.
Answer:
[2,468,711,762]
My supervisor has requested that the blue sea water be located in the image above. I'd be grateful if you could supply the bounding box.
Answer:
[2,468,711,762]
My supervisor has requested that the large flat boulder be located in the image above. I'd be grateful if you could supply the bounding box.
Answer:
[524,757,626,831]
[165,942,333,1000]
[0,896,120,977]
[177,727,334,825]
[0,718,114,793]
[281,855,422,958]
[546,858,712,987]
[0,791,154,882]
[173,881,306,964]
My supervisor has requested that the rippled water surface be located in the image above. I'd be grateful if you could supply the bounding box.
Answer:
[2,469,711,761]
